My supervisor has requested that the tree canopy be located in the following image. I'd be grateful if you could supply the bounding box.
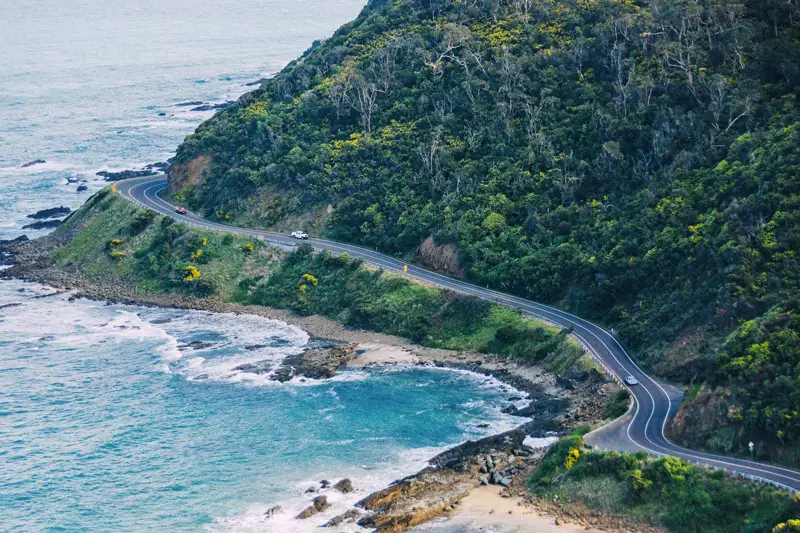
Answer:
[171,0,800,463]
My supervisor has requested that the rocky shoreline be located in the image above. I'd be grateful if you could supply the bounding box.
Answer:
[1,236,623,532]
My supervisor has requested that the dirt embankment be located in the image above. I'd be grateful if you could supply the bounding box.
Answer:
[167,155,210,194]
[667,385,736,449]
[415,236,464,277]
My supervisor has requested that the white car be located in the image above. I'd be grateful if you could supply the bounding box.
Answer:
[290,231,309,240]
[625,375,639,386]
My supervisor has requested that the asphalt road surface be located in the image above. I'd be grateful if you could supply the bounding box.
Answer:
[118,175,800,492]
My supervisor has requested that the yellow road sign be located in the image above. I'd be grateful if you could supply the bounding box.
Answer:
[403,265,408,273]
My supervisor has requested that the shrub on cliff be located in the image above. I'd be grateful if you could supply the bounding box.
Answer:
[529,438,800,532]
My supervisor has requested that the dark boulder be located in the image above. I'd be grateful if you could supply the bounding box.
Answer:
[297,496,329,519]
[76,185,89,192]
[0,235,29,266]
[324,509,361,527]
[20,159,46,168]
[22,219,63,230]
[271,344,357,382]
[233,360,273,375]
[264,505,283,518]
[333,478,354,494]
[27,206,70,219]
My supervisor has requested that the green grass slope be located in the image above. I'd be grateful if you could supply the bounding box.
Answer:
[529,431,800,533]
[49,190,588,375]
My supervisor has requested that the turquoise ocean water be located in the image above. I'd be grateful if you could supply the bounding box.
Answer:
[0,280,525,531]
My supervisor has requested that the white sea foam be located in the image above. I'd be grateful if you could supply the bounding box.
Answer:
[207,445,448,533]
[523,435,560,449]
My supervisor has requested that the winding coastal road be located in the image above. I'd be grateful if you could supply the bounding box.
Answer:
[118,175,800,492]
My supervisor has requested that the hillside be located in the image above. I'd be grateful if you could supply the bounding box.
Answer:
[168,0,800,463]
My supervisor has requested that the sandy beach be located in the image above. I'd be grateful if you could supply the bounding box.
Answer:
[412,485,604,533]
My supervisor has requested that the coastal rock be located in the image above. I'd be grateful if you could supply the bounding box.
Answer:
[334,478,354,494]
[324,509,361,527]
[178,340,216,351]
[144,161,170,173]
[21,159,46,168]
[22,219,63,230]
[271,344,357,382]
[233,360,274,375]
[76,185,89,192]
[320,480,331,489]
[264,505,283,518]
[297,495,329,519]
[96,169,157,182]
[175,100,205,107]
[244,78,267,87]
[190,101,234,112]
[0,235,29,266]
[27,206,71,220]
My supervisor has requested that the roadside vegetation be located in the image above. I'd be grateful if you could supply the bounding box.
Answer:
[51,192,589,375]
[238,242,587,374]
[169,0,800,465]
[51,190,278,300]
[529,431,800,533]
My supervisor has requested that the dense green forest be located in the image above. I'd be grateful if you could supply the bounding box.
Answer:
[170,0,800,461]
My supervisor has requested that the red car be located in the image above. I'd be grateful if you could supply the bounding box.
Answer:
[176,206,188,215]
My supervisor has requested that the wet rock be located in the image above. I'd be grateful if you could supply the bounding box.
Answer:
[21,159,46,168]
[244,344,270,351]
[264,505,283,518]
[190,101,234,112]
[0,302,22,310]
[175,100,205,107]
[22,219,63,230]
[334,478,354,494]
[244,78,267,87]
[96,169,157,181]
[320,480,331,489]
[271,344,357,382]
[0,236,29,266]
[305,486,317,494]
[297,496,329,519]
[144,162,170,173]
[233,360,273,375]
[27,206,71,219]
[158,112,167,116]
[324,508,361,527]
[178,340,216,350]
[76,185,89,192]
